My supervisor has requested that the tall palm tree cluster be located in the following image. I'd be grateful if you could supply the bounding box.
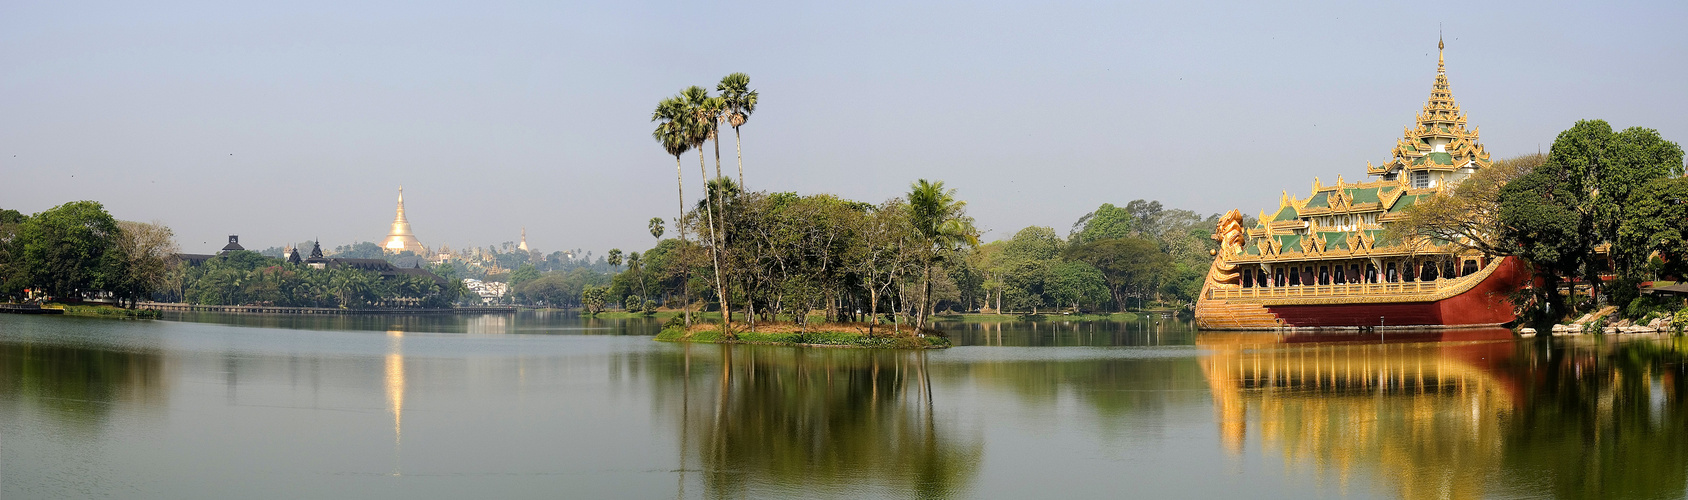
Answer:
[646,74,978,338]
[622,180,976,337]
[651,73,757,334]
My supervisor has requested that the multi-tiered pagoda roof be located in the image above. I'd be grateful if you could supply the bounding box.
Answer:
[1367,38,1491,180]
[1234,39,1487,264]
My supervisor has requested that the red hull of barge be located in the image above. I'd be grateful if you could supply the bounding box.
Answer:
[1196,257,1527,330]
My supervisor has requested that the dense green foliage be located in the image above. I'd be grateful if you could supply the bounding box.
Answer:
[602,189,1219,325]
[1,201,178,307]
[1496,120,1687,327]
[158,252,468,308]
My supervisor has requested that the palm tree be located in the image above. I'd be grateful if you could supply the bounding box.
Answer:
[907,179,978,331]
[649,217,665,240]
[628,251,649,305]
[653,96,693,326]
[681,86,734,337]
[718,73,757,188]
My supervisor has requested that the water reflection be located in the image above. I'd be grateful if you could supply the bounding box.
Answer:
[4,311,1687,499]
[1198,331,1688,499]
[0,341,167,431]
[159,308,666,336]
[386,330,406,476]
[644,345,984,498]
[941,316,1197,347]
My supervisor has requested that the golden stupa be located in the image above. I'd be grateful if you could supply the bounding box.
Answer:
[382,187,428,255]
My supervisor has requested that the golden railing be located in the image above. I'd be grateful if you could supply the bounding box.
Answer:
[1210,281,1444,300]
[1206,260,1498,302]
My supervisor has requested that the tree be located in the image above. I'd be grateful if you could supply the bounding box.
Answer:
[1069,203,1135,245]
[112,220,179,307]
[1124,200,1165,237]
[607,248,623,268]
[1047,261,1109,312]
[652,95,693,326]
[1498,120,1686,321]
[1003,226,1062,261]
[508,263,540,290]
[1391,153,1543,257]
[718,72,758,187]
[1065,237,1169,312]
[0,209,27,299]
[681,85,733,336]
[1618,177,1688,282]
[649,217,666,240]
[907,179,978,330]
[331,242,386,259]
[851,199,917,334]
[1499,162,1587,329]
[581,285,608,315]
[515,273,577,307]
[1599,126,1684,285]
[1000,258,1050,313]
[17,201,122,300]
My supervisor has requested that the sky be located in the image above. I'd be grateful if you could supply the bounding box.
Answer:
[2,0,1685,256]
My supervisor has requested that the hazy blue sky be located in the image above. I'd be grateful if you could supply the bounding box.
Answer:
[3,1,1685,256]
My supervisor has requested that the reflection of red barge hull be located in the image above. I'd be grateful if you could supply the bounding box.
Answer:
[1196,257,1526,330]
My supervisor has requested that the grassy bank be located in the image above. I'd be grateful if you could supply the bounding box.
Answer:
[588,310,832,322]
[655,323,949,349]
[46,303,160,320]
[933,312,1142,322]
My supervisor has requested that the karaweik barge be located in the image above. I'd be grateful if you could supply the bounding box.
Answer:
[1195,39,1526,330]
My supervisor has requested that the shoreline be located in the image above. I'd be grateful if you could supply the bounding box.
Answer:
[654,325,950,349]
[140,302,516,315]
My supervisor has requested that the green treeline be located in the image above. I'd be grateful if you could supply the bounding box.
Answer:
[554,72,1226,339]
[0,200,472,309]
[0,201,176,306]
[592,191,1223,326]
[156,251,471,309]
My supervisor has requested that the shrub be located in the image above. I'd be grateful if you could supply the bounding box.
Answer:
[1625,294,1674,320]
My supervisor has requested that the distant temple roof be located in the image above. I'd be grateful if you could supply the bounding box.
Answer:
[221,235,244,253]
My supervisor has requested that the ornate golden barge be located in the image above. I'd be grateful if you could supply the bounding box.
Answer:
[1195,40,1525,330]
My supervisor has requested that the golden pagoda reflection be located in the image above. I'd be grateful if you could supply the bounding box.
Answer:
[385,330,406,476]
[1198,329,1518,499]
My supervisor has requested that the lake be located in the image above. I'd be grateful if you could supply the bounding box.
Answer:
[2,310,1684,499]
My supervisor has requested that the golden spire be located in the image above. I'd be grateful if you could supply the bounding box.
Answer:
[383,186,426,254]
[1438,36,1445,75]
[394,186,407,224]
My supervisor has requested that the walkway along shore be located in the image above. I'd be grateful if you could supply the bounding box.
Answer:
[137,302,516,315]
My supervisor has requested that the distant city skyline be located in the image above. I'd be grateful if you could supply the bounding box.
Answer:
[3,1,1685,256]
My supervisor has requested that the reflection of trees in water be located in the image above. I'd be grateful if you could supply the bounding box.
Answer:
[0,342,167,430]
[938,356,1208,430]
[939,319,1198,347]
[1497,337,1688,500]
[639,345,982,499]
[160,310,667,335]
[1198,334,1688,500]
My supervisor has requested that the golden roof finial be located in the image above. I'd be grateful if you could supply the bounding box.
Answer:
[1437,31,1445,75]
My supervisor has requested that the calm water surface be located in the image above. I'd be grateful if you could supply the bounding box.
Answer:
[2,311,1684,499]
